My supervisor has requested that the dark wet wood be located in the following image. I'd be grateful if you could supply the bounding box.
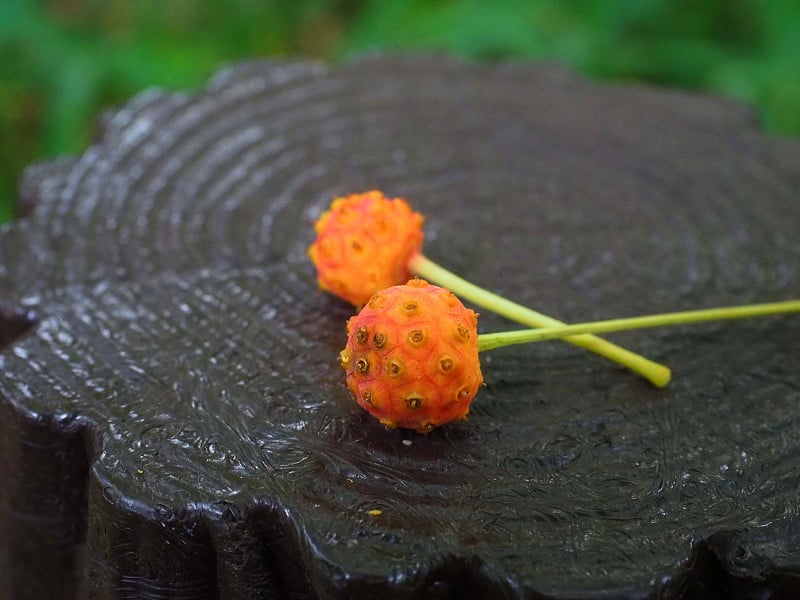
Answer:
[1,57,799,599]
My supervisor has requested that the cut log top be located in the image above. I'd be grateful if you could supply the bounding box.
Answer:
[1,56,799,599]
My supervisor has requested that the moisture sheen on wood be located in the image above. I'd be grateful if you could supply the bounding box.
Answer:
[1,57,799,600]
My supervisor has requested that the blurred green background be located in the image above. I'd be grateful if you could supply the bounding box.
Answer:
[1,0,799,224]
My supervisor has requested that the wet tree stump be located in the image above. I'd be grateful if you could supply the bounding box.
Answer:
[1,57,799,599]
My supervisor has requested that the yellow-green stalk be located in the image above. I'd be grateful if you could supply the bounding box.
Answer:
[476,299,800,352]
[412,254,672,386]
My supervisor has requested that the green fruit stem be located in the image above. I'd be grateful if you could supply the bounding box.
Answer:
[409,253,672,387]
[477,300,800,352]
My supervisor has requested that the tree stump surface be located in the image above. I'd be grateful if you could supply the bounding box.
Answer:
[1,56,799,599]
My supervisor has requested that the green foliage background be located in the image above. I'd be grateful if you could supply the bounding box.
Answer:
[1,0,799,224]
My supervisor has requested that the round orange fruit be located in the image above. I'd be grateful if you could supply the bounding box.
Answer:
[308,190,424,307]
[339,279,483,433]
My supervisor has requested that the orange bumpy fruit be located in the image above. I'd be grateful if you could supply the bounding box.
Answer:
[339,279,483,433]
[308,190,424,307]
